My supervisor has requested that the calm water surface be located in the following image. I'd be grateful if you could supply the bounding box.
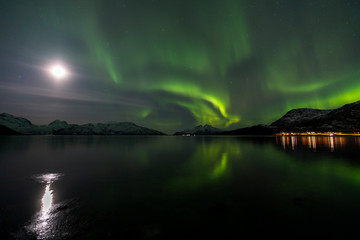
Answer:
[1,135,360,239]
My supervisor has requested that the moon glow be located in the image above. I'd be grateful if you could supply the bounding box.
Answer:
[49,65,68,79]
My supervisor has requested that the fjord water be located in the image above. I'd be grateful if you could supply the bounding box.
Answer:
[1,136,360,239]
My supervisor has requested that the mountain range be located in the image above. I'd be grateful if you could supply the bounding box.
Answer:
[2,100,360,135]
[0,113,164,135]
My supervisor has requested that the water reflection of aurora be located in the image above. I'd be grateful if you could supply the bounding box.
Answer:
[170,138,241,191]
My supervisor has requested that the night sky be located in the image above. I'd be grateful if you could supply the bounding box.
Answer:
[0,0,359,133]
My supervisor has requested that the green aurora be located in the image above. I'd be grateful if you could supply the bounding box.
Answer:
[0,0,359,132]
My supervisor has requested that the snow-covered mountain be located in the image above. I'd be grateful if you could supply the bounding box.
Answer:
[0,113,36,133]
[0,113,165,135]
[219,100,360,135]
[174,124,222,135]
[270,101,360,131]
[48,120,69,131]
[270,108,331,128]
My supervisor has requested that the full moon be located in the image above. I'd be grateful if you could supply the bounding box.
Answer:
[49,64,68,79]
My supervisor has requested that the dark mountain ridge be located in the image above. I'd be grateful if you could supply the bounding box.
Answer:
[0,125,22,135]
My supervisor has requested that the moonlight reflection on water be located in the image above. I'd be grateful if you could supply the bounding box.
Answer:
[41,184,52,224]
[25,173,63,239]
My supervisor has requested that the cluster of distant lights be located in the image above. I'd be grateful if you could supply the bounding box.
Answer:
[276,132,360,136]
